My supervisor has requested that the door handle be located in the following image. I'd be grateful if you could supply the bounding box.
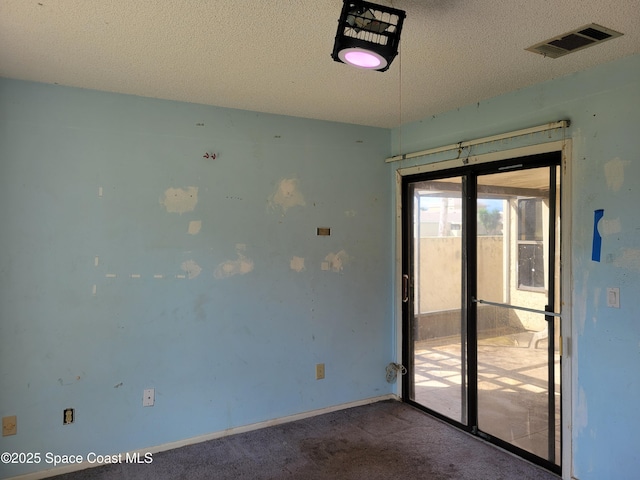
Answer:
[472,297,561,318]
[402,274,409,303]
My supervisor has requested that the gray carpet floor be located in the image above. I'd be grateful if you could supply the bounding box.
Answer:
[47,400,558,479]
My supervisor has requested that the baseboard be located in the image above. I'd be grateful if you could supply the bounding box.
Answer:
[9,394,398,480]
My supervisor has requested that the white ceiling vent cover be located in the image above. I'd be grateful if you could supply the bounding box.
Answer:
[526,23,623,58]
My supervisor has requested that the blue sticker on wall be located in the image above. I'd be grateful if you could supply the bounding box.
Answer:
[592,209,604,262]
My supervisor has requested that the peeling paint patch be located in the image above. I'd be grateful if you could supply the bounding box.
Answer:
[269,178,305,213]
[599,217,621,235]
[614,248,640,270]
[604,157,630,192]
[188,220,202,235]
[324,250,349,272]
[161,186,198,214]
[181,260,202,279]
[214,244,254,279]
[290,256,305,272]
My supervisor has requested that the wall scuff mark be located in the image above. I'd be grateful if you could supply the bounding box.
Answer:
[613,248,640,270]
[269,178,305,213]
[575,387,589,435]
[214,244,254,278]
[160,186,198,214]
[181,260,202,279]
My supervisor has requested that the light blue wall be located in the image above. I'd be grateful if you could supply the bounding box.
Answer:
[2,54,638,479]
[0,79,392,478]
[391,54,640,480]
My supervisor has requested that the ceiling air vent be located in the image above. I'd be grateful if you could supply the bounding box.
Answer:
[526,23,623,59]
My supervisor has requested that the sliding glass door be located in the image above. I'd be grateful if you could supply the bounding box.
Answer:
[407,177,467,424]
[402,153,561,472]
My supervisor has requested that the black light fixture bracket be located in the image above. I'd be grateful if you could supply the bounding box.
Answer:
[332,0,406,72]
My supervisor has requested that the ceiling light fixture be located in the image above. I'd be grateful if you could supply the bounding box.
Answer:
[332,0,406,72]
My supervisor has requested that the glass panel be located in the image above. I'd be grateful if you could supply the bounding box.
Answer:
[475,166,559,465]
[518,243,545,288]
[410,178,466,423]
[518,198,543,241]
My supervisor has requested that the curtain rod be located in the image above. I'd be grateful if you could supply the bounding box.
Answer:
[385,120,570,163]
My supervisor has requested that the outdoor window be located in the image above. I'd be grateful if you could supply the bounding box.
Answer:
[517,198,544,290]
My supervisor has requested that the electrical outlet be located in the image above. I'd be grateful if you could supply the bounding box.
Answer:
[143,388,155,407]
[316,363,325,380]
[2,415,17,436]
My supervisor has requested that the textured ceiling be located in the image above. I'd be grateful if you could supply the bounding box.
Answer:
[1,0,639,128]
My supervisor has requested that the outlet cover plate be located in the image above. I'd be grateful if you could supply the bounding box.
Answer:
[2,415,17,436]
[143,388,155,407]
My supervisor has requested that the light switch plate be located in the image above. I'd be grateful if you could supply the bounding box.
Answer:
[607,287,620,308]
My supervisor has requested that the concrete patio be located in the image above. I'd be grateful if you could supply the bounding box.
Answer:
[413,331,561,464]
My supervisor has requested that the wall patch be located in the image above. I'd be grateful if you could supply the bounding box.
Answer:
[290,256,306,272]
[181,260,202,279]
[214,244,254,279]
[599,217,621,235]
[324,250,349,272]
[160,186,198,214]
[614,249,640,270]
[604,157,630,192]
[188,220,202,235]
[269,178,305,213]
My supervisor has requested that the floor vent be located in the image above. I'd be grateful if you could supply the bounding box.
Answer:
[526,23,623,59]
